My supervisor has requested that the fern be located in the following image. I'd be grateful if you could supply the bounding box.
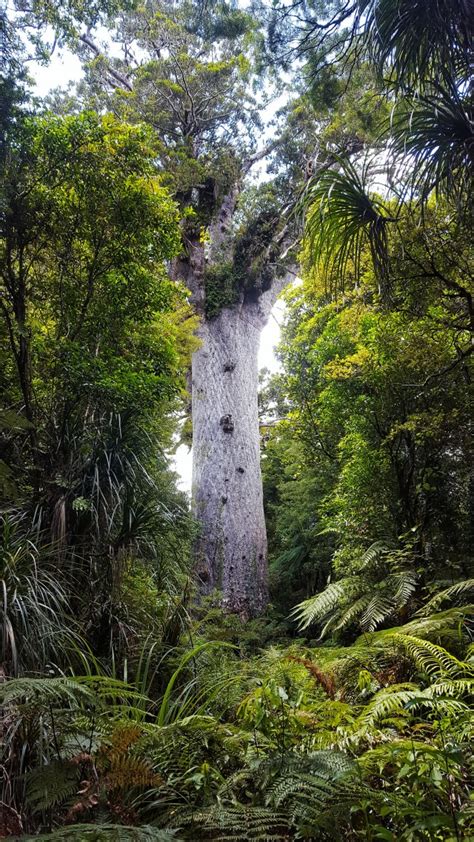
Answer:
[0,676,93,707]
[335,594,372,631]
[25,761,80,813]
[386,633,474,678]
[360,593,396,632]
[393,606,473,643]
[418,580,474,613]
[191,804,290,841]
[293,552,418,635]
[427,678,474,697]
[292,579,360,630]
[20,826,180,841]
[356,675,473,731]
[357,683,419,728]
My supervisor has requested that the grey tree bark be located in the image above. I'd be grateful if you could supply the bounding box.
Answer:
[192,289,280,615]
[172,159,297,617]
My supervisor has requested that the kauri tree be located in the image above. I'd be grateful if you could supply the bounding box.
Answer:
[80,1,300,616]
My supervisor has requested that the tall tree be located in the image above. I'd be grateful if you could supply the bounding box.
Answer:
[79,1,300,616]
[0,109,196,663]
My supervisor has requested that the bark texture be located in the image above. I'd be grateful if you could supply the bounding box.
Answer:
[192,305,264,615]
[171,162,296,616]
[191,273,291,616]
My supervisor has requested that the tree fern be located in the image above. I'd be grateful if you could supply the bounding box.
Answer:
[0,676,93,707]
[292,546,418,638]
[384,633,474,678]
[357,683,419,728]
[292,579,360,631]
[396,606,473,642]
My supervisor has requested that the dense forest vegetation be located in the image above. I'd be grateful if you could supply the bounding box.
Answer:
[0,0,473,839]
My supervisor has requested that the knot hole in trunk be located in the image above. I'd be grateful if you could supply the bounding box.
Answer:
[220,414,234,434]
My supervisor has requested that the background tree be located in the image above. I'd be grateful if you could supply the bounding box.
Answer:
[0,109,195,669]
[262,0,473,628]
[264,204,472,628]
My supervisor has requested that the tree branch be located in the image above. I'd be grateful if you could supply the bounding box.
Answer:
[80,33,134,92]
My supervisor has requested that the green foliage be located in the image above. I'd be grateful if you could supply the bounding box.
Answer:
[21,826,179,840]
[1,2,473,841]
[303,156,392,291]
[2,605,474,839]
[204,205,283,317]
[293,542,418,635]
[297,0,473,289]
[268,193,473,617]
[82,1,263,222]
[0,104,196,670]
[0,513,75,675]
[204,262,239,319]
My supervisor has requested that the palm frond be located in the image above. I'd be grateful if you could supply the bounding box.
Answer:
[303,156,393,293]
[391,82,473,203]
[359,0,471,89]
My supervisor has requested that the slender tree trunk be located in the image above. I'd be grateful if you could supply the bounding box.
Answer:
[191,301,268,617]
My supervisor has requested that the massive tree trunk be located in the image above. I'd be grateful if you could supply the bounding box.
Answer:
[172,171,295,618]
[192,301,268,616]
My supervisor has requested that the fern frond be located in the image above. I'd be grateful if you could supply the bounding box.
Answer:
[0,676,93,707]
[25,761,79,813]
[358,683,418,727]
[396,607,473,642]
[360,593,395,632]
[425,678,474,698]
[360,541,392,568]
[390,570,418,606]
[335,594,371,630]
[418,581,474,614]
[21,827,179,841]
[387,634,473,678]
[195,804,290,841]
[292,578,361,631]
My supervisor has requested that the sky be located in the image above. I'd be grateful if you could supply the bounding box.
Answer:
[29,42,285,493]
